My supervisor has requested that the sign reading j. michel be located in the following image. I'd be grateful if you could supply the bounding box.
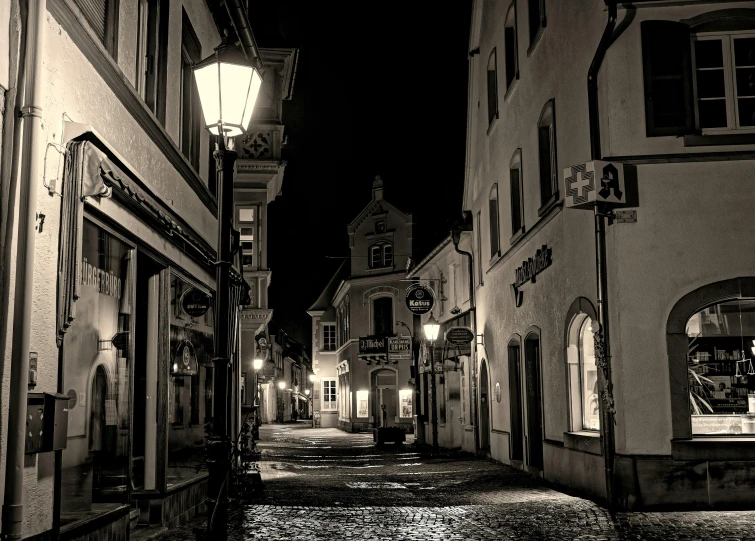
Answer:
[405,283,435,315]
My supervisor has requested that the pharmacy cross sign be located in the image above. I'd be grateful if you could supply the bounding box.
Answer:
[564,163,594,206]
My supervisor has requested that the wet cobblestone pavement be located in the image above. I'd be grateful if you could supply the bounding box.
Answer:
[159,422,755,540]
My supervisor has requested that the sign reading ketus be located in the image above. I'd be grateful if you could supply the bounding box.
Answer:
[511,245,552,307]
[405,283,435,315]
[562,160,626,209]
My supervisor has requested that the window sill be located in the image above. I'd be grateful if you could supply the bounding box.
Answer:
[684,133,755,147]
[487,114,499,136]
[537,192,560,218]
[509,226,526,246]
[504,78,519,101]
[365,266,395,274]
[564,431,602,455]
[671,437,755,461]
[527,26,546,56]
[488,251,501,267]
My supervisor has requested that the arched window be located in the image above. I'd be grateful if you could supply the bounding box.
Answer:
[537,99,558,212]
[687,298,755,436]
[370,245,381,268]
[489,184,500,258]
[567,314,599,432]
[372,296,393,336]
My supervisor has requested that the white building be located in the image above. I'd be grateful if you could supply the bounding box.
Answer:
[463,0,755,509]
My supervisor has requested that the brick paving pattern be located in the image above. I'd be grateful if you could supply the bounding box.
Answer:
[159,423,755,540]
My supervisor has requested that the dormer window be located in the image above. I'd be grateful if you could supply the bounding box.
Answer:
[369,242,393,269]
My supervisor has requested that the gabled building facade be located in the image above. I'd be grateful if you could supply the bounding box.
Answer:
[464,0,755,510]
[309,179,417,433]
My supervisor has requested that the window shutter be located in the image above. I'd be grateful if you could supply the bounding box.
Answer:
[641,20,695,136]
[75,0,107,42]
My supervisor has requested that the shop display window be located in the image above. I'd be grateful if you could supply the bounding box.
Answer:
[60,220,133,525]
[688,299,755,435]
[399,389,413,418]
[357,390,369,418]
[167,273,214,485]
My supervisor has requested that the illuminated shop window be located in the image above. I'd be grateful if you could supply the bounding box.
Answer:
[688,298,755,435]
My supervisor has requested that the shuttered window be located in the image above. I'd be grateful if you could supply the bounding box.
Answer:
[641,20,695,136]
[74,0,119,59]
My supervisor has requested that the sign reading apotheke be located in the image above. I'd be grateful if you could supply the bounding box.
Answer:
[511,245,552,308]
[405,283,435,315]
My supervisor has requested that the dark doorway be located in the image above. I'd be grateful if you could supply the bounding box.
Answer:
[507,342,524,462]
[479,360,490,450]
[372,369,397,427]
[524,334,543,470]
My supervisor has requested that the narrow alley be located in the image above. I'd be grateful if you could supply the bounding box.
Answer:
[160,423,755,540]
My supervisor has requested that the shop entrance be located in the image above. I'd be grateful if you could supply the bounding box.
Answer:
[479,360,490,450]
[508,341,524,462]
[372,369,397,427]
[524,334,544,471]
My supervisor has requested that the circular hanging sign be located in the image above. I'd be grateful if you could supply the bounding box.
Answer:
[405,283,435,315]
[181,288,211,317]
[445,326,475,346]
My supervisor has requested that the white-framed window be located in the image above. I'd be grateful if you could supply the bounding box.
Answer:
[368,242,393,268]
[692,32,755,132]
[238,206,259,268]
[567,314,599,432]
[322,324,336,351]
[322,379,337,411]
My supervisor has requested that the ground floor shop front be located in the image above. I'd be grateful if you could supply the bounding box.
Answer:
[20,134,234,540]
[473,169,755,509]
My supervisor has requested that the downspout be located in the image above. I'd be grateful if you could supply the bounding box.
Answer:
[587,0,618,513]
[451,214,478,455]
[2,0,46,538]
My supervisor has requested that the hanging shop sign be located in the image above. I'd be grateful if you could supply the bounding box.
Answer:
[181,287,211,317]
[445,327,474,346]
[511,245,552,308]
[388,335,412,361]
[405,283,435,315]
[359,335,387,355]
[563,160,626,209]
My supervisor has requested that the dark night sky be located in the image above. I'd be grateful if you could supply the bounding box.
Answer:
[255,2,473,349]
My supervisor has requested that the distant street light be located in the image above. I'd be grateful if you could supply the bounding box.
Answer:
[193,33,262,541]
[278,380,286,390]
[253,357,264,371]
[423,313,441,454]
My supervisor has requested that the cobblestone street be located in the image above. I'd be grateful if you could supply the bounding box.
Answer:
[160,423,755,540]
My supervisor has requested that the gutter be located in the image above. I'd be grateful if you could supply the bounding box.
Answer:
[2,0,46,538]
[224,0,263,67]
[406,235,452,279]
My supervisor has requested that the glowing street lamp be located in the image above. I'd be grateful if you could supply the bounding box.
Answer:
[193,37,263,137]
[423,314,441,341]
[423,313,441,454]
[277,380,286,390]
[253,357,264,371]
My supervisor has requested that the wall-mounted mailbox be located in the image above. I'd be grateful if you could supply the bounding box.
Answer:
[25,392,69,454]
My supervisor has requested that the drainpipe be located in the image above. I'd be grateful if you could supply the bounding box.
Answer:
[451,213,478,455]
[588,0,618,513]
[224,0,263,67]
[2,0,46,538]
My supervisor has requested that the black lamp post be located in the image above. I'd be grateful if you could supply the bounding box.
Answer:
[193,35,262,541]
[423,314,441,455]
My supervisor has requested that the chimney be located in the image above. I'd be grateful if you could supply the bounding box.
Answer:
[372,175,384,200]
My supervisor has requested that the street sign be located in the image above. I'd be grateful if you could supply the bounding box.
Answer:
[445,326,474,346]
[563,160,626,209]
[388,335,412,361]
[405,283,435,315]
